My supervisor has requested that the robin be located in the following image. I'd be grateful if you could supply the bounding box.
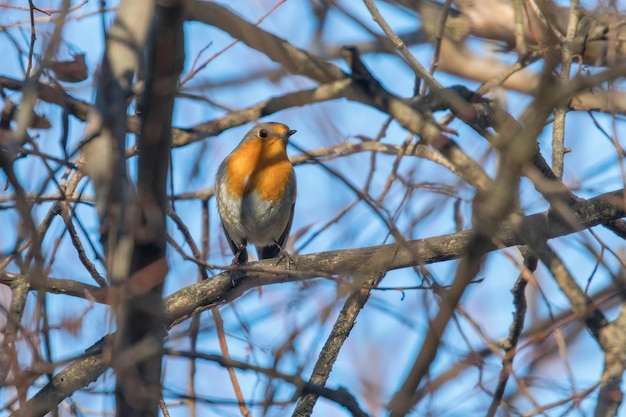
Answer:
[215,122,297,264]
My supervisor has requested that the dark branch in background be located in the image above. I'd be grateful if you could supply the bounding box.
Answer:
[113,1,185,416]
[0,66,490,198]
[167,349,370,417]
[11,188,625,416]
[486,248,536,417]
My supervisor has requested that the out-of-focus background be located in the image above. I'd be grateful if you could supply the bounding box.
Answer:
[1,1,626,416]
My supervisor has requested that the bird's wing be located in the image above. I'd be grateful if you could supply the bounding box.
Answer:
[216,158,248,264]
[223,223,248,264]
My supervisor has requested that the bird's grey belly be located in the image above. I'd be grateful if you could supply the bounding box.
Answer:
[241,192,289,245]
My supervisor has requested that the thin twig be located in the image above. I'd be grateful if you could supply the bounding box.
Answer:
[486,248,536,417]
[551,0,580,179]
[212,308,251,417]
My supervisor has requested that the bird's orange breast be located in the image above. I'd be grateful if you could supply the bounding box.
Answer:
[226,137,293,202]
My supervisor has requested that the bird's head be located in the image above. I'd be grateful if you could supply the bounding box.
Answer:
[241,122,297,148]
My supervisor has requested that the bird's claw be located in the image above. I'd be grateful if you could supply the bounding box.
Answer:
[275,250,294,269]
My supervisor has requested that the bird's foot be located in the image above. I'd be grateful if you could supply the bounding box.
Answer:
[275,248,294,269]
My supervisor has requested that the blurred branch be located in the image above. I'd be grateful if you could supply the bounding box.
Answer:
[389,0,626,65]
[167,349,370,417]
[486,248,536,417]
[596,303,626,416]
[113,0,185,416]
[522,227,608,339]
[77,0,183,416]
[0,272,101,299]
[0,108,47,405]
[82,0,151,272]
[370,0,626,113]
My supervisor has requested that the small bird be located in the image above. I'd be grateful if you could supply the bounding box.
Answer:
[215,122,297,264]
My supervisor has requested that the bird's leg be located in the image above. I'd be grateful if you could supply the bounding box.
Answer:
[273,240,294,269]
[227,271,237,288]
[230,245,248,287]
[232,244,248,265]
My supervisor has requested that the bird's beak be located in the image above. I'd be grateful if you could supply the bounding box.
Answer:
[286,129,297,138]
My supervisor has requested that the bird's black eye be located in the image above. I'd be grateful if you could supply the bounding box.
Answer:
[259,129,268,138]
